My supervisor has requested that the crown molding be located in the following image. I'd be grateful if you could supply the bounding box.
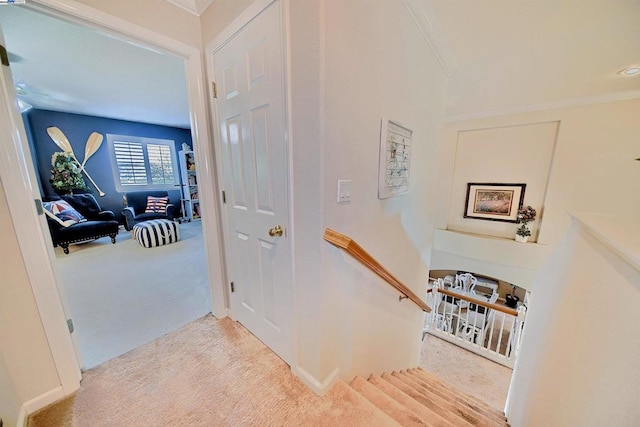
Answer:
[402,0,458,76]
[445,89,640,123]
[165,0,215,16]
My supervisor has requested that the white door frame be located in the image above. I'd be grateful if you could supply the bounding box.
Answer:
[205,0,296,357]
[0,0,227,400]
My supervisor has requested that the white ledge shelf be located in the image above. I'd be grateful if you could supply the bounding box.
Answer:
[431,229,554,288]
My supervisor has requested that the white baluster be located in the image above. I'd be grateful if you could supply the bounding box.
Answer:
[512,304,528,356]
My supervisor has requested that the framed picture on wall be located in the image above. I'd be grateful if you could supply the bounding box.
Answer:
[378,118,413,199]
[464,183,526,222]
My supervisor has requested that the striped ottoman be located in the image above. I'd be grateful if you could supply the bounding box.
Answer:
[133,219,180,248]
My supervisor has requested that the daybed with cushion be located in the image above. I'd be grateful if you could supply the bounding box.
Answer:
[43,194,119,254]
[122,191,176,231]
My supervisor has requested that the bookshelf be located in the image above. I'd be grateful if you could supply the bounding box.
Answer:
[179,150,201,221]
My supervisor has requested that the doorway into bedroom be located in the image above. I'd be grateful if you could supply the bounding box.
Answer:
[0,6,212,369]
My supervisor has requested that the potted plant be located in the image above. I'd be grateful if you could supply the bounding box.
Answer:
[515,205,536,243]
[50,152,87,195]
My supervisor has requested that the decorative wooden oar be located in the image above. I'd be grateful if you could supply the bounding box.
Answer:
[81,132,104,169]
[46,126,74,155]
[46,126,106,196]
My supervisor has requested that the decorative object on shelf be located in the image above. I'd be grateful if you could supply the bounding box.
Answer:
[46,126,106,196]
[179,150,200,221]
[464,183,526,222]
[505,286,520,308]
[378,118,413,199]
[50,152,87,194]
[515,205,536,243]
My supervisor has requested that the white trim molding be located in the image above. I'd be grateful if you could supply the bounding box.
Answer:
[402,0,458,76]
[292,366,341,396]
[445,89,640,123]
[0,22,81,396]
[165,0,215,17]
[17,386,65,427]
[208,0,276,53]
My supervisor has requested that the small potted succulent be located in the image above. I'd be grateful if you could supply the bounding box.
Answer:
[515,205,536,243]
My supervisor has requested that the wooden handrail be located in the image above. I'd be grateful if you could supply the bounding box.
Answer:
[323,228,430,313]
[436,287,518,316]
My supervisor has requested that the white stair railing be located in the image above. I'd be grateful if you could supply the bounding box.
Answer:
[424,277,527,369]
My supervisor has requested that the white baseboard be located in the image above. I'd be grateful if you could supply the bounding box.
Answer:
[17,386,65,427]
[291,365,340,396]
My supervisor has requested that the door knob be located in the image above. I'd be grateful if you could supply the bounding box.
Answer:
[268,225,284,237]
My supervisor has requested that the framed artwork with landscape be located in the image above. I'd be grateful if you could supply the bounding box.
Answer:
[464,183,526,223]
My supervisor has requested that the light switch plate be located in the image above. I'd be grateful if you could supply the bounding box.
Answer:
[337,180,352,203]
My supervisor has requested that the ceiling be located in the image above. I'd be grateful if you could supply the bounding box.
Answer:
[0,5,191,129]
[430,0,640,120]
[0,1,638,128]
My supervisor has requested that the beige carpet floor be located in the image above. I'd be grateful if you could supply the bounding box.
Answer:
[419,333,513,410]
[29,315,397,427]
[54,221,211,369]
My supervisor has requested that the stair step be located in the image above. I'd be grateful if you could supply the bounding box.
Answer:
[368,374,456,427]
[380,373,486,427]
[350,376,430,426]
[412,368,502,414]
[330,379,403,426]
[395,371,507,426]
[412,368,507,421]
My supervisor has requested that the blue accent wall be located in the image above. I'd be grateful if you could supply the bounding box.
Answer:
[25,109,192,222]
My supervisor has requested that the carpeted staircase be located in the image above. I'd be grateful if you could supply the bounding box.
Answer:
[29,316,510,426]
[349,367,509,426]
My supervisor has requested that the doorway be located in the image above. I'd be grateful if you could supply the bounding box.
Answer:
[0,5,212,369]
[0,1,225,392]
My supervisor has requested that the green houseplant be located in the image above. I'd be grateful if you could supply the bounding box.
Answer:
[50,151,87,194]
[515,205,536,242]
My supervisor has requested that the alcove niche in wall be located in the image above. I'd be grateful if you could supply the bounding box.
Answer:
[430,121,559,291]
[447,121,559,242]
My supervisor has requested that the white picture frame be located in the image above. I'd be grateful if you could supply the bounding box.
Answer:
[378,118,413,199]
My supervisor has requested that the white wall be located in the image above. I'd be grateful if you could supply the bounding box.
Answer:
[431,99,640,290]
[0,352,20,426]
[201,0,449,387]
[319,0,447,381]
[0,181,60,425]
[508,215,640,427]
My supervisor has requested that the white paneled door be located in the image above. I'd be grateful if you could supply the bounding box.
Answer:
[212,0,293,364]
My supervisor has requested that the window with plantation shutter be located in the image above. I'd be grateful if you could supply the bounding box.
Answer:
[113,141,147,186]
[107,134,179,192]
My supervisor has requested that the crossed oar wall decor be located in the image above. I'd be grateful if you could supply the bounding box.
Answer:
[46,126,106,196]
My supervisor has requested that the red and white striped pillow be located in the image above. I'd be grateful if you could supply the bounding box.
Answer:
[145,196,169,213]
